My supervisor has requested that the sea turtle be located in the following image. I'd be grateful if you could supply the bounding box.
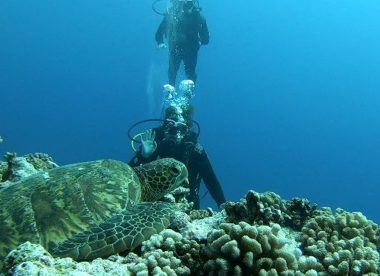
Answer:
[0,158,188,264]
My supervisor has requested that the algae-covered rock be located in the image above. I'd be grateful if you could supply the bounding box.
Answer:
[189,208,215,220]
[24,153,58,171]
[0,161,7,183]
[0,152,58,184]
[2,152,39,182]
[182,211,226,242]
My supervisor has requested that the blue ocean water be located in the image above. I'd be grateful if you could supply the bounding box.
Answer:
[1,1,379,223]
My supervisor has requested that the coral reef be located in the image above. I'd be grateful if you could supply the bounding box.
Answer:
[0,161,6,184]
[1,183,379,275]
[189,208,215,220]
[164,186,194,212]
[0,152,58,186]
[24,153,58,171]
[5,242,145,275]
[299,207,380,275]
[141,229,202,273]
[124,249,191,275]
[5,240,192,276]
[1,152,38,183]
[223,190,317,230]
[181,211,226,241]
[202,222,304,275]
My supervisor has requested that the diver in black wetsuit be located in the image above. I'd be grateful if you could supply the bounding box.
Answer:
[155,0,209,86]
[129,106,226,209]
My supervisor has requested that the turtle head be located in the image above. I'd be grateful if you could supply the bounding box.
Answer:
[134,158,189,202]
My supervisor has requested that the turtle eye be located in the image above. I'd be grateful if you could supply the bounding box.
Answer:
[170,165,180,175]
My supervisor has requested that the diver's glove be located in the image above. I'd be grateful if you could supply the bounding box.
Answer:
[157,43,167,49]
[140,129,157,158]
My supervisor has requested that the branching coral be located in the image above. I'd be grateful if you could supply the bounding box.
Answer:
[125,249,191,275]
[141,229,203,273]
[202,222,304,275]
[299,207,380,275]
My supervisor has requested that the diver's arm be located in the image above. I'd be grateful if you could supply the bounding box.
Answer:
[199,15,209,45]
[155,16,167,45]
[196,149,226,207]
[129,152,145,167]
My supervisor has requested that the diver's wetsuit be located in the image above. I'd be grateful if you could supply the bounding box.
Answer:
[155,5,209,86]
[129,127,225,209]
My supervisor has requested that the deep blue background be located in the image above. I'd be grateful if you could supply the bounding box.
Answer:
[1,1,379,223]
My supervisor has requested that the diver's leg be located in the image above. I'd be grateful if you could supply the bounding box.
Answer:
[183,48,198,84]
[192,196,200,209]
[187,183,201,209]
[168,48,181,86]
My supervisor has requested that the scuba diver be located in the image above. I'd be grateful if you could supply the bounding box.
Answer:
[155,0,209,87]
[128,80,226,209]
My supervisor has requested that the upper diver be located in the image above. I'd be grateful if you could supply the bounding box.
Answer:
[155,0,209,87]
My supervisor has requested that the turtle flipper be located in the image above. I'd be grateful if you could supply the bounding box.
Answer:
[52,202,175,261]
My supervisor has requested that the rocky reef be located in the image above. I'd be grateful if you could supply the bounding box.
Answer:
[223,190,317,230]
[2,191,379,275]
[0,152,58,187]
[0,153,379,275]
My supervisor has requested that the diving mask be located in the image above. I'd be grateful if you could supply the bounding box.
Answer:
[163,119,189,143]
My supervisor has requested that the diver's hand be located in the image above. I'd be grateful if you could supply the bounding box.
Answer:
[157,43,167,49]
[140,129,157,158]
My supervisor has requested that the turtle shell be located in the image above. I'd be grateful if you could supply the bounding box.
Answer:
[0,159,141,259]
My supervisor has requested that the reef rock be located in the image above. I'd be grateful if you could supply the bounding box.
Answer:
[223,190,317,230]
[0,152,58,185]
